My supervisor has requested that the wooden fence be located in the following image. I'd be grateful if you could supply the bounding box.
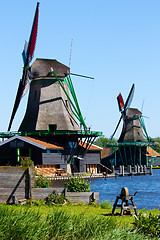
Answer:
[0,166,34,204]
[0,167,99,204]
[64,190,99,204]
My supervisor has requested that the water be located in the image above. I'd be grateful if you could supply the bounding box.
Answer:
[90,169,160,210]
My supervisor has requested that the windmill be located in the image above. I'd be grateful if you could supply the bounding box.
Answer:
[111,84,149,142]
[102,84,152,167]
[5,2,102,171]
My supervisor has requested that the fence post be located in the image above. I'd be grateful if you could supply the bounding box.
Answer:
[122,165,124,177]
[140,165,143,173]
[150,165,153,175]
[29,167,32,207]
[134,165,137,173]
[127,165,132,174]
[119,165,122,174]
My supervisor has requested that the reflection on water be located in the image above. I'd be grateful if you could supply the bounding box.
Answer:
[90,169,160,210]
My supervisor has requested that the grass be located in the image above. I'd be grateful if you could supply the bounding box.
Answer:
[0,203,159,239]
[100,200,113,209]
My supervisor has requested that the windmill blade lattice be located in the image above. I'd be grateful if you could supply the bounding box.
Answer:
[111,84,135,139]
[8,2,40,131]
[111,115,122,139]
[124,84,135,110]
[117,93,124,112]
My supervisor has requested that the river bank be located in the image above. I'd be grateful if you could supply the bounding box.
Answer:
[50,169,160,210]
[91,169,160,210]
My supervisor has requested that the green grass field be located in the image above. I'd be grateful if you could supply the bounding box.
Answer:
[0,202,159,239]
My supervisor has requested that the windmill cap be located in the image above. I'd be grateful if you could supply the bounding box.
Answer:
[31,58,70,79]
[126,108,142,118]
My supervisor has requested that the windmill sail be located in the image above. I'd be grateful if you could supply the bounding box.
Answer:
[111,115,122,139]
[8,2,39,131]
[26,2,39,64]
[124,84,135,110]
[111,84,135,139]
[117,93,124,112]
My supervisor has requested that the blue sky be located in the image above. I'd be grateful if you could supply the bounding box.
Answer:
[0,0,160,139]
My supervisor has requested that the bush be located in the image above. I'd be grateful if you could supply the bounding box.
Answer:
[20,157,34,167]
[46,191,66,205]
[133,212,160,238]
[65,175,90,192]
[34,173,51,188]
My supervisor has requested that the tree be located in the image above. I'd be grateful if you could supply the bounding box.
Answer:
[94,137,117,148]
[151,137,160,153]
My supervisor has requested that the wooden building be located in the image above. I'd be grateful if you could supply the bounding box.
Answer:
[146,146,160,166]
[0,136,102,174]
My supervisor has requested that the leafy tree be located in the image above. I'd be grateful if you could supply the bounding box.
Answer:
[151,137,160,153]
[94,137,117,148]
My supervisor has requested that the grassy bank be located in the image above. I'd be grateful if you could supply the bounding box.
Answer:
[0,203,159,239]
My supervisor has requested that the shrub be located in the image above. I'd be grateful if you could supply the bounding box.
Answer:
[133,212,160,238]
[65,175,90,192]
[34,173,51,188]
[20,157,34,167]
[46,191,66,205]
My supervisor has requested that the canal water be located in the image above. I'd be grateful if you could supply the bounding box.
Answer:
[90,169,160,210]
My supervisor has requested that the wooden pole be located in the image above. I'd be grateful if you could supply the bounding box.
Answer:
[28,167,32,207]
[150,165,152,175]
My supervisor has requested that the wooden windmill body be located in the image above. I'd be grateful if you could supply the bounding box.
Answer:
[19,58,80,132]
[118,108,147,143]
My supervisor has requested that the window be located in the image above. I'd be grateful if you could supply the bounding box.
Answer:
[46,150,50,155]
[65,100,68,108]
